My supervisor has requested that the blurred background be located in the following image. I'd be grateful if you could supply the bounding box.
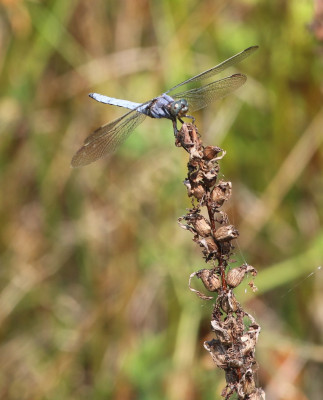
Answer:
[0,0,322,399]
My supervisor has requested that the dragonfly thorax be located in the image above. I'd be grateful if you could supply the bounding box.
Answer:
[169,99,189,119]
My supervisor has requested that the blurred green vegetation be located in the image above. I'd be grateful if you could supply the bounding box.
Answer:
[0,0,322,399]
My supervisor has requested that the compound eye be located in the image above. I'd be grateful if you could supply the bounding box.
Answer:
[179,99,189,113]
[170,101,182,116]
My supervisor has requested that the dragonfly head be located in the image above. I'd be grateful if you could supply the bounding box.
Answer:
[169,99,189,118]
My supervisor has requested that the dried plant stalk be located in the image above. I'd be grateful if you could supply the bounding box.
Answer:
[177,123,265,400]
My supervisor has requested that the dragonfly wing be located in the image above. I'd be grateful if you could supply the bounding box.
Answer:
[172,73,247,113]
[71,110,146,168]
[166,46,258,94]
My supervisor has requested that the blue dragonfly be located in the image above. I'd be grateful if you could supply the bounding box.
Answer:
[71,46,258,167]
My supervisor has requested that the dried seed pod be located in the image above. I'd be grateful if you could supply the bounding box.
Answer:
[189,182,206,200]
[184,179,205,200]
[178,212,210,238]
[210,181,232,207]
[241,331,258,356]
[197,269,221,292]
[227,267,245,288]
[242,323,261,355]
[189,168,204,183]
[203,146,223,160]
[199,237,219,254]
[189,271,214,300]
[215,211,229,225]
[222,313,238,339]
[204,339,227,369]
[219,240,232,256]
[176,123,202,152]
[186,123,201,147]
[211,319,231,342]
[227,264,257,288]
[220,291,239,313]
[214,225,239,242]
[202,168,219,187]
[192,215,211,237]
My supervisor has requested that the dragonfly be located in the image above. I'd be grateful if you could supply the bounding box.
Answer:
[71,46,258,167]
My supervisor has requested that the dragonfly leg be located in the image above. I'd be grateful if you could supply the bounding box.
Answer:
[172,119,179,137]
[178,115,195,125]
[184,114,195,124]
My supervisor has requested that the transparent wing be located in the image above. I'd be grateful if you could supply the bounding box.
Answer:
[166,46,258,94]
[71,109,146,168]
[171,73,247,113]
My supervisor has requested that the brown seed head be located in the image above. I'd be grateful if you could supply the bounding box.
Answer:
[203,146,223,160]
[197,269,221,292]
[210,181,232,207]
[214,225,239,242]
[190,182,206,200]
[202,168,219,187]
[220,292,239,313]
[193,215,212,237]
[198,237,219,254]
[204,339,227,369]
[227,264,257,288]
